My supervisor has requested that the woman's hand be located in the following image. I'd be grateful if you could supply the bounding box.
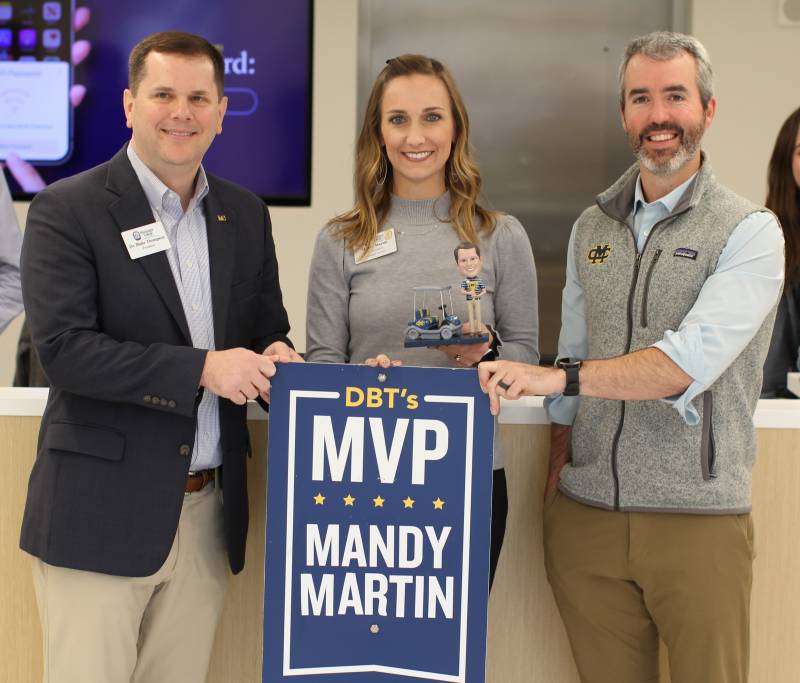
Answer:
[438,323,492,367]
[365,354,402,368]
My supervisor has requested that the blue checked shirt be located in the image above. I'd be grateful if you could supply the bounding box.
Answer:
[128,144,221,470]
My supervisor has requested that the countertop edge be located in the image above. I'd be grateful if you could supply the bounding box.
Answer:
[0,389,798,429]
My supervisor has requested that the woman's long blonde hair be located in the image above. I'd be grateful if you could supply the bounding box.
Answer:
[332,54,498,255]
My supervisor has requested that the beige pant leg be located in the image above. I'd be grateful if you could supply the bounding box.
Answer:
[33,483,228,683]
[132,484,229,683]
[633,512,754,683]
[32,550,168,683]
[543,492,660,683]
[545,492,754,683]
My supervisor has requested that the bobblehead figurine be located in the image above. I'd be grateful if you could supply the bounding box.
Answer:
[402,242,490,348]
[456,241,486,334]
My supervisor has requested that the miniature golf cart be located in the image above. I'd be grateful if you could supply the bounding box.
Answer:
[403,286,464,347]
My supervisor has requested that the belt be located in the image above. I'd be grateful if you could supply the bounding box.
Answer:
[185,468,216,493]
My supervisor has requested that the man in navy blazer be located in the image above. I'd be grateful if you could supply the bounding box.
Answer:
[19,31,298,682]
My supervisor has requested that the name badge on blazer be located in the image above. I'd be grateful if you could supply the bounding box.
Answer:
[121,221,171,260]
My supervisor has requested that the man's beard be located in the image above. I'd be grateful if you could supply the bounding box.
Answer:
[629,120,705,176]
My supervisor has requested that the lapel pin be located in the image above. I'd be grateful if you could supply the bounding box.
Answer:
[217,214,228,222]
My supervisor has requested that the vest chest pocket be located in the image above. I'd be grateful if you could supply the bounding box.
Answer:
[640,249,662,328]
[701,391,717,480]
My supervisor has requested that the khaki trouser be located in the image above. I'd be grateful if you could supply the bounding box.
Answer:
[543,490,754,683]
[32,482,229,683]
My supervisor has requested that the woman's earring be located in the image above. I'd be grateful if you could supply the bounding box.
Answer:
[376,154,388,186]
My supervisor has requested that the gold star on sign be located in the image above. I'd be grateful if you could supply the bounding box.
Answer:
[373,495,385,508]
[343,494,356,506]
[313,493,325,505]
[403,496,415,509]
[433,498,445,510]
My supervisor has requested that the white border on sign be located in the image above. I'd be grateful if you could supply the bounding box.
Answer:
[282,390,475,683]
[283,390,341,675]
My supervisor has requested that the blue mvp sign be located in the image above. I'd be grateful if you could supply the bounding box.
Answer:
[263,363,494,682]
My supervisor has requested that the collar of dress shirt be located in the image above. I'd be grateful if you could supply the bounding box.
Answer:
[126,143,209,215]
[633,171,697,217]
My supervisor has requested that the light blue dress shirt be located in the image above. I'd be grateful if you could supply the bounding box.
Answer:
[127,145,221,470]
[0,173,23,333]
[546,171,784,426]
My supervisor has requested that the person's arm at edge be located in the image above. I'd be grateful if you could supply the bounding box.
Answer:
[545,423,571,499]
[491,215,539,364]
[250,202,294,356]
[0,172,22,333]
[544,220,585,497]
[305,226,351,364]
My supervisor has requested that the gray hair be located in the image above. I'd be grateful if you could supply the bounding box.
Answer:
[618,31,714,110]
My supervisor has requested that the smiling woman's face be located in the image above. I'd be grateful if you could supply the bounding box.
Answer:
[379,74,455,200]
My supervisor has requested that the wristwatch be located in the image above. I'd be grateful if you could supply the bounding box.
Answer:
[556,358,582,396]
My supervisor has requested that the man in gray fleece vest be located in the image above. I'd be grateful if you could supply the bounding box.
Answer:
[479,32,783,683]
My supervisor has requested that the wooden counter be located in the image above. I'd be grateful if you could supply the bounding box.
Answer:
[2,392,799,682]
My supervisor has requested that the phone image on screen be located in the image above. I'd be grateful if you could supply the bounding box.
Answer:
[0,0,74,164]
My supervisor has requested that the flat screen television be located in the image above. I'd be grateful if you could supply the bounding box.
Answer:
[0,0,313,205]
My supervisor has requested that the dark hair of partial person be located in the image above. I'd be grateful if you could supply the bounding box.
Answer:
[618,31,714,111]
[766,106,800,289]
[330,53,499,256]
[128,31,225,98]
[453,241,481,261]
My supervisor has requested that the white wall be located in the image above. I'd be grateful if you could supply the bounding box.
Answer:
[692,0,799,203]
[2,0,359,381]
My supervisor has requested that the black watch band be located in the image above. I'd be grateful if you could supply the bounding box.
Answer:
[556,358,582,396]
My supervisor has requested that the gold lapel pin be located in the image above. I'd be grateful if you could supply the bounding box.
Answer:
[217,214,228,222]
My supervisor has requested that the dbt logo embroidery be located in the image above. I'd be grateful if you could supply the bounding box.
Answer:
[588,244,612,264]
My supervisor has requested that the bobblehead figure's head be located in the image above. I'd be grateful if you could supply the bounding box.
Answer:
[454,242,482,278]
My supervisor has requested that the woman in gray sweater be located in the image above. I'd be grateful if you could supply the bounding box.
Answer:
[306,54,539,586]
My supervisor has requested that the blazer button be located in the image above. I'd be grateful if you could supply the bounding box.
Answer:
[160,398,168,407]
[168,400,176,408]
[143,395,152,403]
[179,444,191,457]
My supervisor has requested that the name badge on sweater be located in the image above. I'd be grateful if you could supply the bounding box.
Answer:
[121,221,171,260]
[354,228,398,264]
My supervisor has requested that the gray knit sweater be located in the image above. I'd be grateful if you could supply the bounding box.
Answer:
[305,193,540,467]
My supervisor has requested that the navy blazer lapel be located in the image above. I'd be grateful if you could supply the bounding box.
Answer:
[203,186,235,350]
[105,147,192,344]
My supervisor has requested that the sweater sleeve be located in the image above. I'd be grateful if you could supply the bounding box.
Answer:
[492,215,540,364]
[305,227,351,363]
